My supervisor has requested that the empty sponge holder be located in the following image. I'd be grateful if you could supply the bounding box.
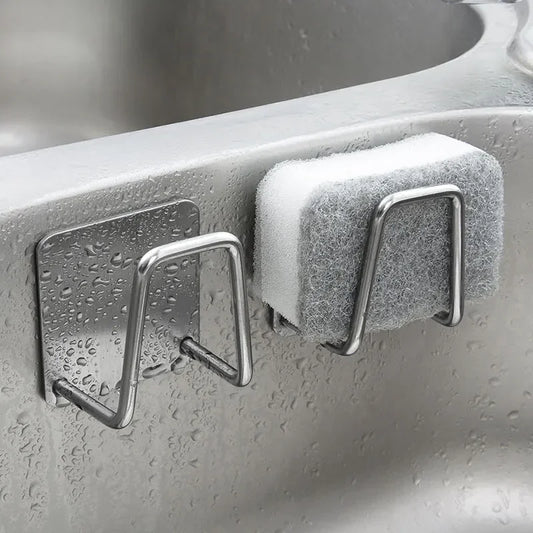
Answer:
[36,200,253,429]
[272,184,465,356]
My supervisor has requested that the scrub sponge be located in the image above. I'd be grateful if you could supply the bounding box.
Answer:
[254,134,503,343]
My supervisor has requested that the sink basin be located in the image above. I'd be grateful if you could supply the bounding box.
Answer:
[0,0,482,156]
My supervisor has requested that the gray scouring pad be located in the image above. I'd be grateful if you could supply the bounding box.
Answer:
[254,133,504,343]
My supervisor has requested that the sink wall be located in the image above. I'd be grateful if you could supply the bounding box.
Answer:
[0,107,532,533]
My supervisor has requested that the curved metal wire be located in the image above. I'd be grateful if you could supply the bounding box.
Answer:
[324,184,465,356]
[54,232,253,428]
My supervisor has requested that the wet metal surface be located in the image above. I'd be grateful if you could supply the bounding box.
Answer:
[36,200,200,406]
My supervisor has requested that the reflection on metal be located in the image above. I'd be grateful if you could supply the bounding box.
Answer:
[36,201,252,429]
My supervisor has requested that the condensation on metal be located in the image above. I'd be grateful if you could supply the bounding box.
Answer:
[36,200,200,407]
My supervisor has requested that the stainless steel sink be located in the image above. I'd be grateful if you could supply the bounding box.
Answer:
[0,1,532,532]
[0,0,482,156]
[1,106,532,533]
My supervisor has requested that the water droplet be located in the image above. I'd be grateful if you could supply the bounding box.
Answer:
[190,429,202,442]
[110,252,123,267]
[171,356,186,374]
[142,363,167,379]
[85,244,97,256]
[489,377,500,387]
[60,287,72,299]
[164,263,179,275]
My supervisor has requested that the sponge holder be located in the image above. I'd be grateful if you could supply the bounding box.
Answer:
[36,200,253,429]
[271,184,465,356]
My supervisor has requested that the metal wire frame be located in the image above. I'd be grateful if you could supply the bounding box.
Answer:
[53,232,253,429]
[323,184,465,356]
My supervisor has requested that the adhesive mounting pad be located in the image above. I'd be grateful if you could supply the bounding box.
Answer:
[36,200,200,406]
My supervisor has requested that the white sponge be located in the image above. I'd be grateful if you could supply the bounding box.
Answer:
[254,134,504,342]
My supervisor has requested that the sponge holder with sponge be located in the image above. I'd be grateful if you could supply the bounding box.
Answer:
[271,184,465,356]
